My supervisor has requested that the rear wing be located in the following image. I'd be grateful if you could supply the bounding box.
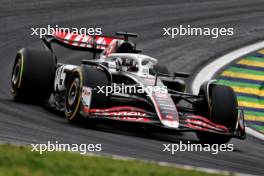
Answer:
[42,31,124,53]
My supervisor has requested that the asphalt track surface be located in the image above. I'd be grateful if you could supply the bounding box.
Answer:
[1,0,264,175]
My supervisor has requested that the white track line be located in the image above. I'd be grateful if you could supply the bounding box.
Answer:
[246,127,264,141]
[191,41,264,141]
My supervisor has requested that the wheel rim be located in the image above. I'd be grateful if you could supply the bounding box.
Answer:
[12,59,21,84]
[66,74,82,118]
[65,68,84,121]
[11,56,23,95]
[67,78,79,106]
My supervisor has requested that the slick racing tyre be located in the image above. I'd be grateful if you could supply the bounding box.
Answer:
[65,65,110,123]
[196,84,238,144]
[11,48,56,103]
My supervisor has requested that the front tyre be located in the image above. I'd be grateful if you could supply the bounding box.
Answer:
[196,84,238,144]
[65,69,83,123]
[65,65,110,123]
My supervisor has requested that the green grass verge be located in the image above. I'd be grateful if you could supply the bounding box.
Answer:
[0,144,227,176]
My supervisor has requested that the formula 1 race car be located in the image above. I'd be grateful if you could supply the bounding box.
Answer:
[11,31,246,144]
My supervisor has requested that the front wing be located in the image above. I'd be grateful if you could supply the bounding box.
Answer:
[80,105,246,139]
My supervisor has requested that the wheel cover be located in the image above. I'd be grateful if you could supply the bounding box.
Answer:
[11,55,23,95]
[65,70,83,120]
[67,78,79,106]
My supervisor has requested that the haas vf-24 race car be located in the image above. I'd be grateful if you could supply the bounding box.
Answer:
[11,32,245,144]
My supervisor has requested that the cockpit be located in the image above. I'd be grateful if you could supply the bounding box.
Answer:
[105,53,158,75]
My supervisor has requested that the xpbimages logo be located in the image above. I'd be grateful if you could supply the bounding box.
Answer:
[163,141,234,155]
[30,24,102,38]
[31,141,102,154]
[95,83,168,96]
[163,25,234,39]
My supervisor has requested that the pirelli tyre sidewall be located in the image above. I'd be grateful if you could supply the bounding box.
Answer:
[65,68,83,122]
[11,48,56,102]
[65,65,110,122]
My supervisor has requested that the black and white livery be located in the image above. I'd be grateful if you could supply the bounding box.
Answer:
[11,32,246,144]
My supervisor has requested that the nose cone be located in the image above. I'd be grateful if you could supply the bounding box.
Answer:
[161,119,179,129]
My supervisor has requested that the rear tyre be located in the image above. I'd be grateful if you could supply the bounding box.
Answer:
[11,48,56,103]
[196,84,238,144]
[65,65,109,123]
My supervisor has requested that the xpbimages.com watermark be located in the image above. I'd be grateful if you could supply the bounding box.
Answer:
[30,24,102,38]
[163,141,234,155]
[30,141,102,155]
[95,83,168,96]
[163,25,234,39]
